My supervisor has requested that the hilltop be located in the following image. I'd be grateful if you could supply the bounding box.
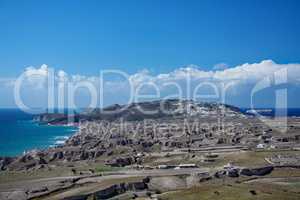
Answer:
[34,99,243,125]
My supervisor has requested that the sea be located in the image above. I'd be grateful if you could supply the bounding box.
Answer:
[240,108,300,117]
[0,109,78,157]
[0,108,300,157]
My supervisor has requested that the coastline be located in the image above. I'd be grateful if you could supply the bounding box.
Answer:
[25,120,79,154]
[0,117,78,157]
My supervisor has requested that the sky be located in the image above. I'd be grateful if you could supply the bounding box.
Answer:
[0,0,300,109]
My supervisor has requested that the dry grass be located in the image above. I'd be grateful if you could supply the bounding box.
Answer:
[159,180,300,200]
[43,176,144,200]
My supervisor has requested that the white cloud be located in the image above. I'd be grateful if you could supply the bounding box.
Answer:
[213,63,229,71]
[1,60,300,108]
[24,64,49,77]
[127,60,300,85]
[57,70,68,82]
[1,60,300,89]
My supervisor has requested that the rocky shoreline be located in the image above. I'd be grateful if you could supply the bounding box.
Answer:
[2,99,300,171]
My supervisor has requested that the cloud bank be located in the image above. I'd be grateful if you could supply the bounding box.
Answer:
[1,60,300,109]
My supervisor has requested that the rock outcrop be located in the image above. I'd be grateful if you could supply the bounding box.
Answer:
[240,166,274,176]
[0,157,15,170]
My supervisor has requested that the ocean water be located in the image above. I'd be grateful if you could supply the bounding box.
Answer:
[0,109,77,157]
[1,108,300,157]
[241,108,300,117]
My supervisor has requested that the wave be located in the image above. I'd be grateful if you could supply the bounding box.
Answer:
[67,129,78,132]
[54,140,66,145]
[52,135,71,146]
[54,136,69,140]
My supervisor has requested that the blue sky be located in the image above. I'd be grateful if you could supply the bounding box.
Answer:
[1,0,300,76]
[0,0,300,109]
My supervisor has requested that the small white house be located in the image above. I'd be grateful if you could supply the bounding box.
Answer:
[223,162,234,169]
[256,143,267,149]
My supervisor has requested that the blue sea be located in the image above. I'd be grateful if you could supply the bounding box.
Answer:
[240,108,300,117]
[0,108,300,157]
[0,109,77,157]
